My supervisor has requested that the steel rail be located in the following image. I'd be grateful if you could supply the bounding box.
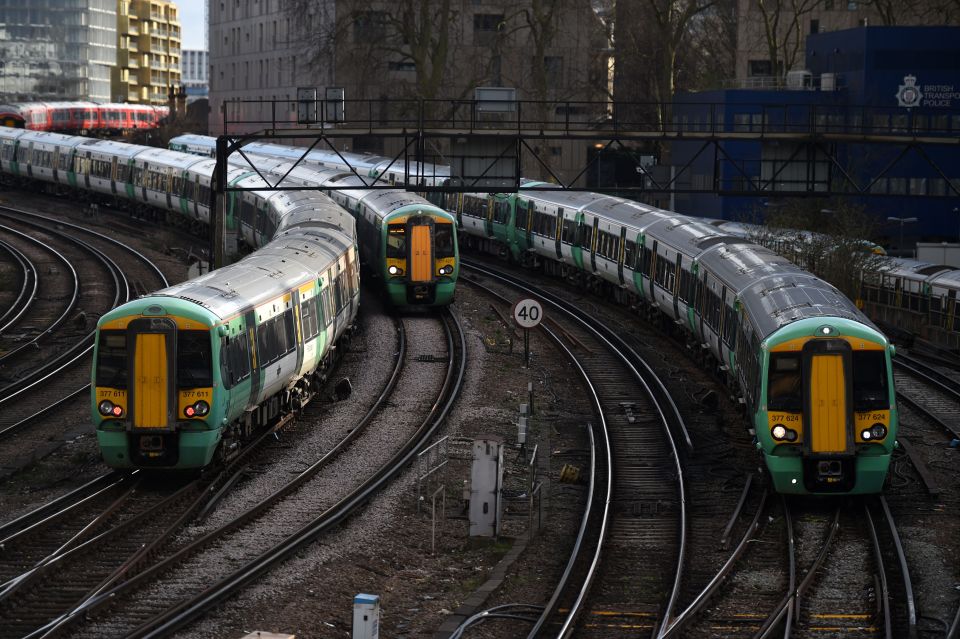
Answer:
[864,501,893,639]
[462,259,690,637]
[658,488,770,638]
[0,472,124,539]
[0,222,79,368]
[879,495,917,638]
[118,310,464,639]
[0,237,37,332]
[753,506,842,639]
[0,205,169,290]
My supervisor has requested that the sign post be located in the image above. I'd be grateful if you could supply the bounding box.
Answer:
[512,298,543,368]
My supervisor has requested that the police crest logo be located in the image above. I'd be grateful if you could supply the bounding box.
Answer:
[895,74,922,108]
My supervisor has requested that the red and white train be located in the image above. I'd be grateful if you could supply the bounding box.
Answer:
[0,101,169,133]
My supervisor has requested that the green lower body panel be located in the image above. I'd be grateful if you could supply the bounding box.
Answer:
[385,279,456,307]
[97,428,221,469]
[765,451,890,495]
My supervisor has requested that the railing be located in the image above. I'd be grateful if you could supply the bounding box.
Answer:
[219,97,960,142]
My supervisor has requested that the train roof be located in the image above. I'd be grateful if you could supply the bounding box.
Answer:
[133,147,211,170]
[76,138,150,159]
[16,130,89,148]
[152,230,350,319]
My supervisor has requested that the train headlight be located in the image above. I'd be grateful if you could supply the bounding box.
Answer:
[184,400,210,418]
[112,405,124,417]
[99,400,115,416]
[771,425,798,442]
[388,265,403,276]
[862,423,886,441]
[438,265,453,275]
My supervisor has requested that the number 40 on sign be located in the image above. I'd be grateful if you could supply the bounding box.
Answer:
[512,298,543,367]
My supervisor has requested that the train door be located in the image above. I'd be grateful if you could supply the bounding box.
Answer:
[948,290,957,331]
[140,161,149,201]
[409,217,434,283]
[25,142,33,178]
[110,156,119,194]
[673,255,682,318]
[556,208,565,259]
[617,227,627,286]
[128,317,177,430]
[649,240,658,300]
[589,216,598,270]
[803,340,852,456]
[484,197,494,237]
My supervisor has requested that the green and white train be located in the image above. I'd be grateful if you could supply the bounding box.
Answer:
[169,134,458,306]
[167,134,900,494]
[0,126,359,470]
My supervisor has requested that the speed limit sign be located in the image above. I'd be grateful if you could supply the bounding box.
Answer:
[513,298,543,329]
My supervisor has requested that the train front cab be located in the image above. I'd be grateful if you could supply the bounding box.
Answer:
[761,319,896,495]
[93,308,220,470]
[384,210,458,306]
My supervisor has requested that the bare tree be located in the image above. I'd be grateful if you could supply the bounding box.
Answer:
[748,199,890,301]
[615,0,719,128]
[753,0,824,79]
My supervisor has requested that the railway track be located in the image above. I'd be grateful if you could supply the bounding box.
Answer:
[0,206,168,447]
[460,260,690,638]
[19,309,465,638]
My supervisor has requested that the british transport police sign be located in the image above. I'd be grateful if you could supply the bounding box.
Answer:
[513,298,543,329]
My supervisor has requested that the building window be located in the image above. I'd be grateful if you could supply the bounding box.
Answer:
[354,11,388,43]
[748,60,773,77]
[473,13,503,45]
[810,19,819,34]
[544,56,563,85]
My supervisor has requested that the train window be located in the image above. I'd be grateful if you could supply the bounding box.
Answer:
[221,331,251,388]
[301,295,319,339]
[387,224,406,258]
[91,159,112,179]
[96,330,128,389]
[58,151,71,171]
[1,142,15,161]
[281,309,295,353]
[852,351,889,411]
[493,200,510,224]
[722,305,737,346]
[562,218,576,244]
[768,354,802,412]
[177,330,213,389]
[516,201,529,230]
[678,269,691,302]
[334,275,345,313]
[624,240,637,269]
[435,223,455,258]
[241,198,256,228]
[116,162,129,182]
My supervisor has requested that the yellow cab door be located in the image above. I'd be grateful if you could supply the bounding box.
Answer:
[128,316,176,430]
[808,354,846,453]
[410,223,433,282]
[803,339,853,455]
[134,332,169,428]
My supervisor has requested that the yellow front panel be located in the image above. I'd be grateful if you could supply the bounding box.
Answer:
[810,354,846,453]
[410,225,432,282]
[134,333,168,428]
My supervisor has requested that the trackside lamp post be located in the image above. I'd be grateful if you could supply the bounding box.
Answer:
[887,216,918,257]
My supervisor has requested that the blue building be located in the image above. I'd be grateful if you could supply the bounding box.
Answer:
[671,26,960,246]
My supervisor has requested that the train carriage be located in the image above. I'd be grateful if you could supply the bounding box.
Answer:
[94,227,359,469]
[0,125,361,471]
[170,136,458,307]
[486,186,898,495]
